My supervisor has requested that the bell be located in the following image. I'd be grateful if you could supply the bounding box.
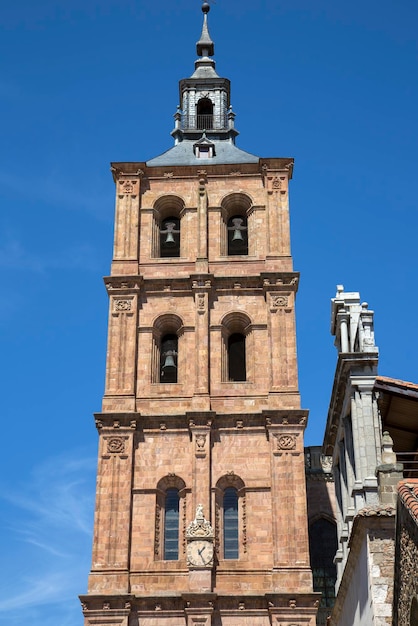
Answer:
[162,353,177,371]
[164,230,175,245]
[230,217,245,245]
[232,228,244,242]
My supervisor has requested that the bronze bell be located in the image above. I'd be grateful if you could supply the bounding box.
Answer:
[231,218,244,243]
[163,222,176,246]
[162,352,177,371]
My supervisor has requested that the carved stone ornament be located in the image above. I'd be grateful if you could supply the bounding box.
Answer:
[196,433,206,450]
[197,293,205,312]
[272,176,282,189]
[276,434,296,451]
[271,294,289,308]
[107,437,125,454]
[119,179,138,195]
[186,505,214,539]
[113,299,132,312]
[321,455,333,472]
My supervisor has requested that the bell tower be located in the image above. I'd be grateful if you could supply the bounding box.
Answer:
[80,4,319,625]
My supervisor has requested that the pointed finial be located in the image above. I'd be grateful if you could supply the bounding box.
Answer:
[197,1,214,57]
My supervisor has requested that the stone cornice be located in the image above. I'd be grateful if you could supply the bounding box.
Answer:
[93,411,309,433]
[110,157,294,182]
[105,273,299,295]
[104,276,143,294]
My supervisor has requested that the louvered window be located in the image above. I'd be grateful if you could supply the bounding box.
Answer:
[223,487,239,559]
[164,488,179,560]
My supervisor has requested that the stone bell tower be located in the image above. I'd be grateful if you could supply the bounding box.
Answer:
[80,3,319,625]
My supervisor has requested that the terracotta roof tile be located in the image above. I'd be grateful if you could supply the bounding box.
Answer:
[398,479,418,524]
[376,375,418,391]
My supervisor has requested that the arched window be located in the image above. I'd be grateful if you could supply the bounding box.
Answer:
[309,518,338,609]
[152,314,183,384]
[152,195,184,259]
[227,216,248,255]
[155,476,186,562]
[221,193,253,257]
[160,334,178,383]
[160,217,180,258]
[223,487,239,559]
[197,97,213,129]
[228,333,246,382]
[221,312,252,383]
[164,488,180,560]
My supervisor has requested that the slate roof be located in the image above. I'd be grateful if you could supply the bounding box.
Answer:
[146,140,259,167]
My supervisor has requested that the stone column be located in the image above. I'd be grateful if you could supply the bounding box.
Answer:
[338,310,349,353]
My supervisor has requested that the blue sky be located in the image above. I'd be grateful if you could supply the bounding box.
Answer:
[1,1,417,624]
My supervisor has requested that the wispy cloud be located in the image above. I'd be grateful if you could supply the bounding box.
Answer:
[0,169,112,222]
[0,449,96,625]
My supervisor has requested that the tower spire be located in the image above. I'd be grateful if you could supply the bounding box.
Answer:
[197,2,214,57]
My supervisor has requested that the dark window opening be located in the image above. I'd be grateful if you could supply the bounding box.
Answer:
[160,217,180,258]
[309,519,338,608]
[164,488,179,560]
[227,215,248,255]
[197,98,213,130]
[228,333,246,382]
[223,487,239,559]
[160,334,178,383]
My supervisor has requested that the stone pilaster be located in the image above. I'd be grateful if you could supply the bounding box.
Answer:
[102,280,140,412]
[111,169,143,275]
[88,418,136,594]
[266,412,312,592]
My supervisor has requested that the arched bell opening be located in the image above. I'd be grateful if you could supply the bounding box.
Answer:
[197,97,214,129]
[160,217,180,257]
[227,215,248,255]
[220,192,253,256]
[220,312,252,383]
[228,333,246,382]
[152,195,184,258]
[160,334,178,383]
